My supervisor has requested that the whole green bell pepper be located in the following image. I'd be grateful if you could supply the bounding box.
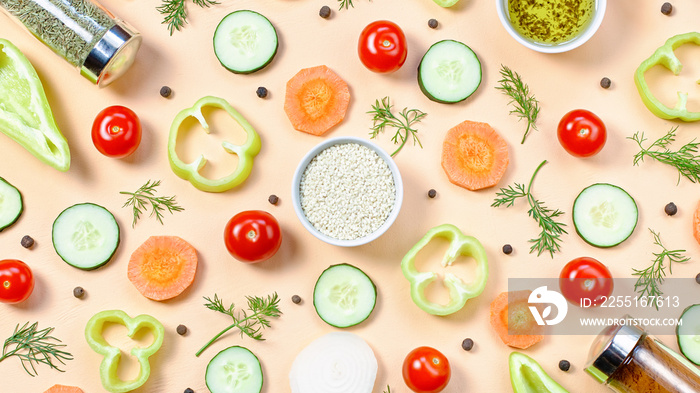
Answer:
[85,310,164,393]
[510,352,569,393]
[0,39,70,171]
[401,224,488,316]
[634,32,700,121]
[167,96,261,192]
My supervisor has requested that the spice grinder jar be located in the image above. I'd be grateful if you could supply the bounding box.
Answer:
[586,321,700,392]
[0,0,141,86]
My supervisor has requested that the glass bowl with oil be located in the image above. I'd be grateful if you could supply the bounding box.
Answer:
[496,0,606,53]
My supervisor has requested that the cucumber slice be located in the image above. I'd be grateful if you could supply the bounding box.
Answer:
[213,10,278,74]
[206,346,263,393]
[313,263,377,328]
[678,304,700,365]
[0,177,23,232]
[52,203,120,270]
[572,183,638,248]
[418,39,482,104]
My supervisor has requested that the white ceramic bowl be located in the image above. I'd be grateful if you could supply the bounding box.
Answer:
[496,0,607,53]
[291,136,404,247]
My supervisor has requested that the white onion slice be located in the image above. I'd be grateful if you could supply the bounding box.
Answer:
[289,331,378,393]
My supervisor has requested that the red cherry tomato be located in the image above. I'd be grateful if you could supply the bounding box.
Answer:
[402,346,451,393]
[559,257,613,307]
[0,259,34,304]
[224,210,282,263]
[92,105,142,158]
[557,109,607,157]
[358,20,407,73]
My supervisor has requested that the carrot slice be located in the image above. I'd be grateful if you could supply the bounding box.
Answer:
[694,201,700,245]
[441,120,509,190]
[43,385,84,393]
[490,290,544,349]
[284,65,350,136]
[128,236,198,301]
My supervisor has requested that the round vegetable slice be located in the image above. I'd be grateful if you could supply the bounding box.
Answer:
[441,120,509,190]
[572,183,638,248]
[677,304,700,365]
[289,331,377,393]
[206,346,263,393]
[213,10,279,74]
[490,291,543,349]
[128,236,198,301]
[43,385,84,393]
[284,65,350,136]
[313,263,377,328]
[418,40,482,104]
[0,176,23,232]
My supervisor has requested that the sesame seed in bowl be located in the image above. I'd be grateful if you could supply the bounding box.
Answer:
[291,136,404,247]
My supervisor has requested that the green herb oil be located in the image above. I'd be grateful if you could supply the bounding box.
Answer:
[508,0,595,45]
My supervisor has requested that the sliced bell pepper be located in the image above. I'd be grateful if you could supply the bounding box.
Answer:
[510,352,569,393]
[401,224,488,316]
[0,39,70,171]
[634,32,700,122]
[167,96,261,192]
[85,310,164,393]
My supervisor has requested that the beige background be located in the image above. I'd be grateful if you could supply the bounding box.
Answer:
[2,0,700,392]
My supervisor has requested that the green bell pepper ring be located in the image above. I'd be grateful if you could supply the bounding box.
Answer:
[0,39,70,171]
[167,96,261,192]
[401,224,488,316]
[634,32,700,122]
[510,352,569,393]
[85,310,164,393]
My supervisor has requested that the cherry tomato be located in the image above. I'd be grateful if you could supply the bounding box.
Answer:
[224,210,282,263]
[559,257,613,307]
[557,109,607,157]
[402,346,451,393]
[92,105,142,158]
[358,20,407,73]
[0,259,34,304]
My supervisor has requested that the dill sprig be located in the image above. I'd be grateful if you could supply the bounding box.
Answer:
[629,127,700,184]
[120,180,184,227]
[1,322,73,377]
[496,65,540,144]
[633,229,690,309]
[368,96,427,157]
[384,386,392,393]
[339,0,354,9]
[196,293,282,357]
[157,0,218,35]
[492,160,567,257]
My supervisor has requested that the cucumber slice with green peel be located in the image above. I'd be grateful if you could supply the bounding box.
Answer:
[678,304,700,365]
[206,346,263,393]
[313,263,377,328]
[0,177,22,232]
[52,203,120,270]
[213,10,278,74]
[572,183,638,248]
[418,39,482,104]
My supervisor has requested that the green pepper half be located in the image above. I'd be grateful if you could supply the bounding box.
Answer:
[401,224,488,316]
[167,96,261,192]
[634,32,700,122]
[510,352,569,393]
[85,310,164,393]
[0,39,70,171]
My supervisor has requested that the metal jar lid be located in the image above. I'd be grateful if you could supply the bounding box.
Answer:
[585,322,645,384]
[81,21,142,87]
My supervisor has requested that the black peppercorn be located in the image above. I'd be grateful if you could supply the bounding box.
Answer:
[319,6,331,19]
[184,388,194,393]
[256,87,268,99]
[661,2,672,15]
[268,194,279,205]
[503,244,513,255]
[428,19,438,29]
[559,359,571,372]
[73,286,85,298]
[664,202,677,216]
[160,86,172,98]
[20,235,34,249]
[696,273,700,285]
[600,77,611,89]
[292,295,302,304]
[461,338,474,351]
[428,189,437,198]
[177,324,188,335]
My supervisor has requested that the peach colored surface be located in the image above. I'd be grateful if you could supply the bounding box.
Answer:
[2,1,700,392]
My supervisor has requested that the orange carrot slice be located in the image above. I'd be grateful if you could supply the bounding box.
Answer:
[490,290,544,349]
[694,201,700,245]
[441,120,509,190]
[128,236,198,301]
[284,65,350,136]
[43,385,84,393]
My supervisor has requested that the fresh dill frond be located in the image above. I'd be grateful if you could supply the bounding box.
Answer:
[1,322,73,377]
[120,180,184,227]
[157,0,218,35]
[368,96,427,157]
[339,0,354,9]
[496,65,540,144]
[629,127,700,184]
